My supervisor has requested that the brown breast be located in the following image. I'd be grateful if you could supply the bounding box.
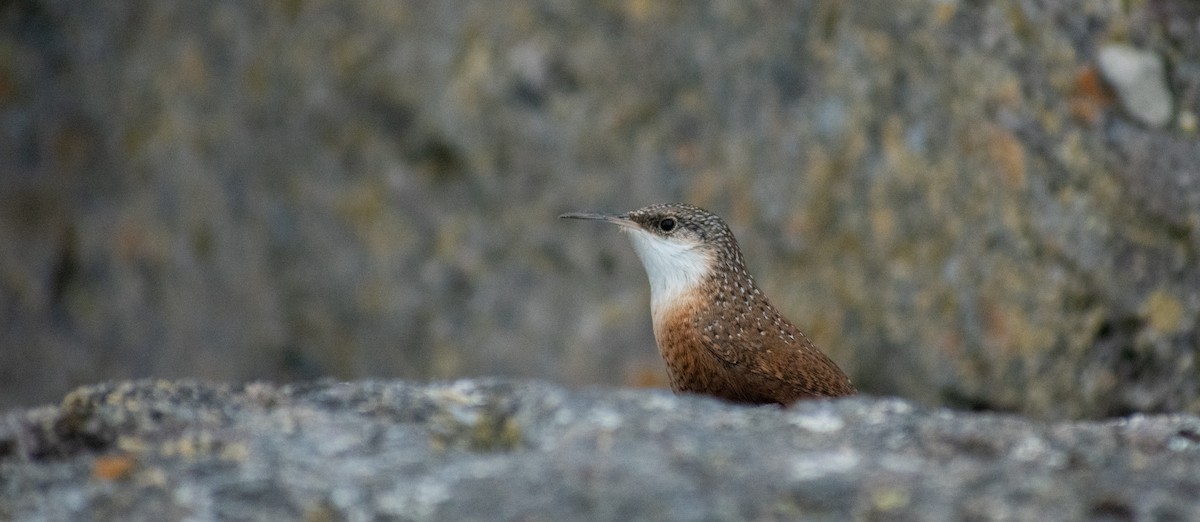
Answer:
[652,289,856,405]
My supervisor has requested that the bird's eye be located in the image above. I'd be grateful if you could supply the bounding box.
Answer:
[658,217,677,233]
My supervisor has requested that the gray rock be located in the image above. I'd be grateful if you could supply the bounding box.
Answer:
[3,0,1200,420]
[1098,44,1174,128]
[2,379,1199,521]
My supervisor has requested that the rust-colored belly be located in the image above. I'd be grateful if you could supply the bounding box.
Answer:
[651,292,856,405]
[652,298,765,403]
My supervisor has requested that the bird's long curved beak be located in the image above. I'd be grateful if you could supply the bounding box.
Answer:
[558,211,637,228]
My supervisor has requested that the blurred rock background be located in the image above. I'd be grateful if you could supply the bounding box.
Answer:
[1,0,1198,419]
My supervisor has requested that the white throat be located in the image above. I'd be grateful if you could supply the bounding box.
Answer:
[623,229,713,318]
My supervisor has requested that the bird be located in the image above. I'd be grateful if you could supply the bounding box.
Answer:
[560,203,856,405]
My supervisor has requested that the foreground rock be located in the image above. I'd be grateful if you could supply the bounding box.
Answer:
[2,380,1199,520]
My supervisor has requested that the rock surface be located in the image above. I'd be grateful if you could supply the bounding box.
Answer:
[2,1,1200,419]
[2,379,1200,521]
[1098,44,1173,128]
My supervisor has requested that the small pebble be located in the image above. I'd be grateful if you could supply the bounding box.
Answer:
[1097,44,1173,128]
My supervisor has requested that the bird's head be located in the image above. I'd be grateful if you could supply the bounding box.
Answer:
[561,203,739,313]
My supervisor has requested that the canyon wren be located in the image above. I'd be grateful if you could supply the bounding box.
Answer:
[561,203,856,405]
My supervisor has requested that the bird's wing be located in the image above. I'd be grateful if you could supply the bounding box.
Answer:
[696,315,855,399]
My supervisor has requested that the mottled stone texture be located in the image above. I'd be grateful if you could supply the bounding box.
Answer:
[2,380,1200,520]
[1,1,1199,419]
